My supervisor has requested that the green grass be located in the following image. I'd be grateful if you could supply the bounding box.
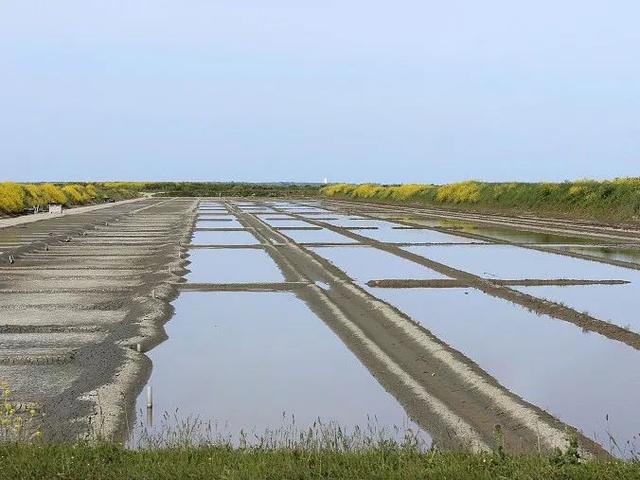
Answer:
[143,181,322,198]
[1,393,638,478]
[321,179,640,223]
[0,443,637,479]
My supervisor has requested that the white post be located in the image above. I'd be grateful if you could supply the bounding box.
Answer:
[146,385,153,409]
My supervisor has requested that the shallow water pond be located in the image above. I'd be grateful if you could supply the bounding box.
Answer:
[404,244,639,281]
[517,283,640,334]
[359,227,480,244]
[191,231,259,246]
[370,287,640,456]
[559,245,640,265]
[132,292,426,446]
[280,228,357,244]
[186,249,284,283]
[195,219,243,229]
[310,246,448,282]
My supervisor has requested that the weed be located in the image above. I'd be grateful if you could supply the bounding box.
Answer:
[0,380,42,442]
[551,435,581,466]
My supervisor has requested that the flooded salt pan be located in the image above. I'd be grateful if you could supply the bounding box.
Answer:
[186,249,284,283]
[559,245,640,265]
[195,219,243,229]
[404,245,639,281]
[323,218,403,229]
[191,230,258,246]
[517,284,640,334]
[406,219,608,245]
[281,229,357,244]
[370,287,640,456]
[133,292,426,445]
[310,246,448,282]
[262,218,314,228]
[359,227,480,244]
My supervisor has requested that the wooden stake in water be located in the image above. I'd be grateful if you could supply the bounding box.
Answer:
[146,406,153,428]
[146,385,153,427]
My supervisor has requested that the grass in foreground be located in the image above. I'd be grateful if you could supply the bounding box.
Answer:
[2,408,639,479]
[0,443,638,479]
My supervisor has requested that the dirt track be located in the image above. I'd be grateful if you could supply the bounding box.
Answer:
[2,197,639,455]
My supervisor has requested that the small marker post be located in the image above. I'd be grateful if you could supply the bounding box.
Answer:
[146,385,153,426]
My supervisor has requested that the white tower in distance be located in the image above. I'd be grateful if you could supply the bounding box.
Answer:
[323,177,328,185]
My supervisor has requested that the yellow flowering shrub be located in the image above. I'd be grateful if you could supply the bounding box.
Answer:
[0,182,25,213]
[435,181,482,203]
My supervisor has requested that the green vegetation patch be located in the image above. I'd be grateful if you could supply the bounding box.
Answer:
[145,181,321,198]
[321,179,640,222]
[0,181,320,215]
[0,182,139,215]
[0,444,637,480]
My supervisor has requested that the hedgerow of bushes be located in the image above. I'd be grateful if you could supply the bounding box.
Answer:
[0,182,139,215]
[146,182,321,198]
[321,179,640,221]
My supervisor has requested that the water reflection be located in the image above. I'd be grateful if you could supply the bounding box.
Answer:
[404,245,639,281]
[311,246,448,281]
[186,249,284,283]
[370,287,640,457]
[132,292,427,447]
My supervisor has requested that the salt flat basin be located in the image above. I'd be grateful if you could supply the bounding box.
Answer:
[132,291,428,446]
[197,215,237,221]
[558,245,640,265]
[195,218,243,229]
[191,230,258,245]
[261,218,315,228]
[322,218,404,229]
[404,244,640,281]
[280,228,357,244]
[186,249,284,283]
[516,283,640,334]
[370,287,640,457]
[358,227,480,244]
[421,220,608,245]
[310,246,448,282]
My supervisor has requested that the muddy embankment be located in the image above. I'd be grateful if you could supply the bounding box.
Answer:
[0,198,198,441]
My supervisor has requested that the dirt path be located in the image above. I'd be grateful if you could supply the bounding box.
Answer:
[0,198,148,230]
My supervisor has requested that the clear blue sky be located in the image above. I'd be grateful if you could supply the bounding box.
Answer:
[1,1,638,183]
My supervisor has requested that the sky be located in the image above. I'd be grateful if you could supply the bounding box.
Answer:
[1,1,638,183]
